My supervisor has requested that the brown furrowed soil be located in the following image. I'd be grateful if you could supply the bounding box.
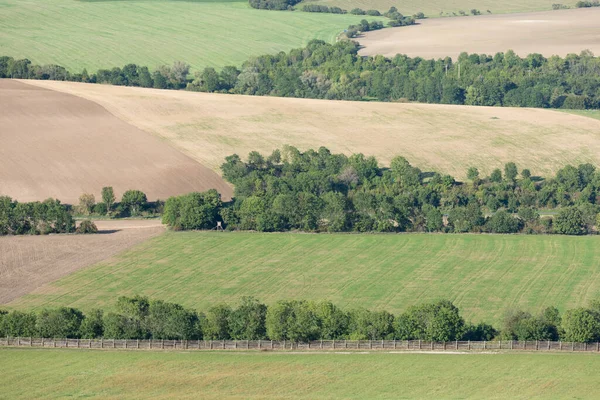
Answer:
[359,8,600,59]
[0,220,164,305]
[24,80,600,179]
[0,80,232,203]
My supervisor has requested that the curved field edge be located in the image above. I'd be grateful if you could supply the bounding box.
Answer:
[9,232,600,325]
[0,221,165,305]
[22,80,600,180]
[0,0,383,72]
[1,349,600,399]
[0,80,233,203]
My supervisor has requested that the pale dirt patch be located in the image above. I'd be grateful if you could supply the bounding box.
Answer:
[0,220,165,305]
[0,80,232,204]
[24,80,600,179]
[359,8,600,59]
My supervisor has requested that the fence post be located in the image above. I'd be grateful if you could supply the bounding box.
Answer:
[41,338,44,347]
[370,340,372,350]
[137,339,140,349]
[468,340,471,350]
[572,342,575,351]
[430,341,433,351]
[510,340,513,350]
[17,337,20,346]
[597,342,599,352]
[30,337,33,347]
[456,340,458,350]
[125,340,127,349]
[222,340,225,350]
[100,338,103,349]
[419,340,421,350]
[77,338,80,348]
[113,339,115,349]
[283,340,285,350]
[333,340,335,350]
[357,340,360,350]
[483,341,486,350]
[259,340,261,349]
[536,340,538,351]
[585,342,587,351]
[271,340,273,350]
[559,341,562,351]
[548,340,550,350]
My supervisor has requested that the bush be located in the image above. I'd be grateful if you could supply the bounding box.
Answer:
[554,207,586,235]
[93,202,107,215]
[36,308,84,338]
[121,190,148,216]
[350,8,365,15]
[248,0,301,10]
[486,211,522,233]
[76,219,98,234]
[162,190,222,230]
[396,300,466,341]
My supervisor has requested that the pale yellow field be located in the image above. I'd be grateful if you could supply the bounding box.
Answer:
[302,0,562,15]
[359,8,600,59]
[24,80,600,179]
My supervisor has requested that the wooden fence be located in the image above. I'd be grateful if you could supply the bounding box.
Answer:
[2,337,600,352]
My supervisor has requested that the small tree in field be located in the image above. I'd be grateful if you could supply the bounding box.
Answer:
[77,219,98,234]
[121,190,147,216]
[78,193,95,215]
[102,187,116,214]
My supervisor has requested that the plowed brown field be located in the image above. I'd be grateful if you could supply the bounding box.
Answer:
[25,80,600,179]
[0,80,232,203]
[359,8,600,60]
[0,220,164,305]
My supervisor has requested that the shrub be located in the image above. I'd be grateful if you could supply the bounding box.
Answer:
[396,300,466,341]
[77,219,98,234]
[350,8,365,15]
[554,207,586,235]
[36,308,84,338]
[486,211,522,233]
[78,193,95,215]
[121,190,147,216]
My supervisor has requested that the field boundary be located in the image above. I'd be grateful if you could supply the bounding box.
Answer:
[2,337,600,353]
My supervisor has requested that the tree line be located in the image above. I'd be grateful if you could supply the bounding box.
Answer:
[4,38,600,109]
[0,187,160,236]
[162,147,600,235]
[3,296,600,343]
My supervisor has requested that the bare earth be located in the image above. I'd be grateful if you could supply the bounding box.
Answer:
[24,80,600,179]
[0,80,232,203]
[359,8,600,59]
[0,220,164,305]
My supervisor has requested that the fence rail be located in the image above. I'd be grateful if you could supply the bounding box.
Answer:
[1,337,600,353]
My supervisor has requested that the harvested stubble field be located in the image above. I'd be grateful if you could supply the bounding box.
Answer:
[0,220,164,305]
[25,80,600,180]
[359,8,600,59]
[9,232,600,325]
[302,0,560,15]
[0,0,382,72]
[1,348,600,399]
[0,80,232,203]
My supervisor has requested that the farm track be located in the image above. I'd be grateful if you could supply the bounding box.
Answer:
[0,220,164,305]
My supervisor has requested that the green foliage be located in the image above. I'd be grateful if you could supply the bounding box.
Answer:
[395,300,465,341]
[76,219,98,234]
[248,0,300,10]
[202,304,232,340]
[561,308,600,342]
[101,187,115,214]
[79,309,104,339]
[347,309,395,340]
[145,300,199,340]
[0,311,37,337]
[36,308,84,338]
[500,308,560,341]
[229,297,268,340]
[0,196,74,236]
[554,206,586,235]
[162,190,222,230]
[486,211,522,233]
[120,190,147,217]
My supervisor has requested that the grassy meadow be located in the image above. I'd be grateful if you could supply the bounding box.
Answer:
[0,0,380,71]
[302,0,564,15]
[10,232,600,324]
[2,348,600,399]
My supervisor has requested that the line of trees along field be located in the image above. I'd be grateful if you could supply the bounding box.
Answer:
[3,38,600,109]
[3,296,600,343]
[163,147,600,235]
[0,188,160,236]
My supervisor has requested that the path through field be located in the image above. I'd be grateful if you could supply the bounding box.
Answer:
[25,80,600,179]
[0,80,232,203]
[0,220,164,305]
[359,8,600,59]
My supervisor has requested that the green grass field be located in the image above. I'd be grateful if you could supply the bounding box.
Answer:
[302,0,564,15]
[564,109,600,121]
[0,0,380,72]
[10,232,600,324]
[1,348,599,399]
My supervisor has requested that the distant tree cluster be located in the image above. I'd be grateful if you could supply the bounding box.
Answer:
[350,8,382,16]
[345,20,385,38]
[0,197,74,235]
[301,4,346,13]
[576,1,600,7]
[5,39,600,109]
[162,147,600,235]
[74,187,162,219]
[248,0,300,10]
[4,296,600,343]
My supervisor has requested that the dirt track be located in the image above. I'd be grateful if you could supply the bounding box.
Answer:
[0,220,164,305]
[25,80,600,179]
[0,80,232,203]
[359,8,600,59]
